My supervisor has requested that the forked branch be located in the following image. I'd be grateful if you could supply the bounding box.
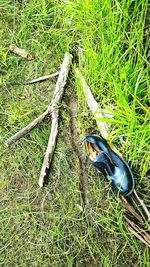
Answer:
[5,53,72,147]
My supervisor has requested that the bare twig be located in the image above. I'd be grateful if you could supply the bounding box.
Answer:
[5,109,50,147]
[133,190,150,222]
[69,95,93,225]
[5,53,72,147]
[75,68,108,139]
[125,216,150,247]
[120,196,144,224]
[39,108,59,187]
[39,52,73,187]
[75,68,121,156]
[25,71,59,84]
[9,44,34,60]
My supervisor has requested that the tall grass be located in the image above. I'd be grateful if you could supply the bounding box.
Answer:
[64,0,150,192]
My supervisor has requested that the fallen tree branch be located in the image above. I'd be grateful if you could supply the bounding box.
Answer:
[69,94,93,225]
[5,53,72,147]
[5,52,72,188]
[75,68,121,156]
[39,107,59,187]
[125,216,150,247]
[120,196,144,224]
[75,68,108,139]
[39,52,73,187]
[133,190,150,222]
[5,109,50,147]
[25,71,59,84]
[75,67,150,246]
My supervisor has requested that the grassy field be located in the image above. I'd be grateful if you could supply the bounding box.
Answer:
[0,0,150,266]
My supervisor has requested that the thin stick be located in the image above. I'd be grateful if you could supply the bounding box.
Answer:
[5,109,50,147]
[39,52,73,187]
[9,44,34,60]
[127,225,150,247]
[5,53,72,147]
[75,68,108,139]
[25,71,59,84]
[75,68,121,155]
[69,95,93,225]
[125,216,150,247]
[120,196,144,224]
[39,108,59,187]
[133,190,150,222]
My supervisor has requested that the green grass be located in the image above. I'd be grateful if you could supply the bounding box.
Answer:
[0,0,150,266]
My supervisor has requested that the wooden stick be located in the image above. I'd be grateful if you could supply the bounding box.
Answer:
[48,52,72,106]
[5,109,50,147]
[75,68,120,155]
[25,71,59,84]
[39,52,73,187]
[69,96,93,225]
[75,68,108,139]
[5,53,72,147]
[133,190,150,222]
[125,216,150,247]
[39,108,59,187]
[120,196,144,224]
[9,44,34,60]
[127,225,150,247]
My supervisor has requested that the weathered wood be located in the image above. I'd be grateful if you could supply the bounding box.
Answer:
[5,53,72,147]
[75,68,121,156]
[69,95,93,225]
[39,52,73,187]
[25,71,59,84]
[39,108,59,187]
[120,196,144,224]
[75,68,108,139]
[133,190,150,222]
[9,44,34,60]
[125,216,150,247]
[5,109,50,147]
[47,52,72,108]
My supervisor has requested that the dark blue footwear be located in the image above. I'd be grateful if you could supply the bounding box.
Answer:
[83,134,135,196]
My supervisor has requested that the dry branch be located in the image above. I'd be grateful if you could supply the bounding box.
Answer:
[5,53,72,147]
[5,52,72,188]
[39,52,73,187]
[133,189,150,222]
[120,196,144,224]
[25,71,59,84]
[39,108,59,187]
[5,110,50,146]
[75,68,150,246]
[69,96,93,225]
[125,216,150,247]
[75,68,120,156]
[75,68,108,139]
[9,44,34,60]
